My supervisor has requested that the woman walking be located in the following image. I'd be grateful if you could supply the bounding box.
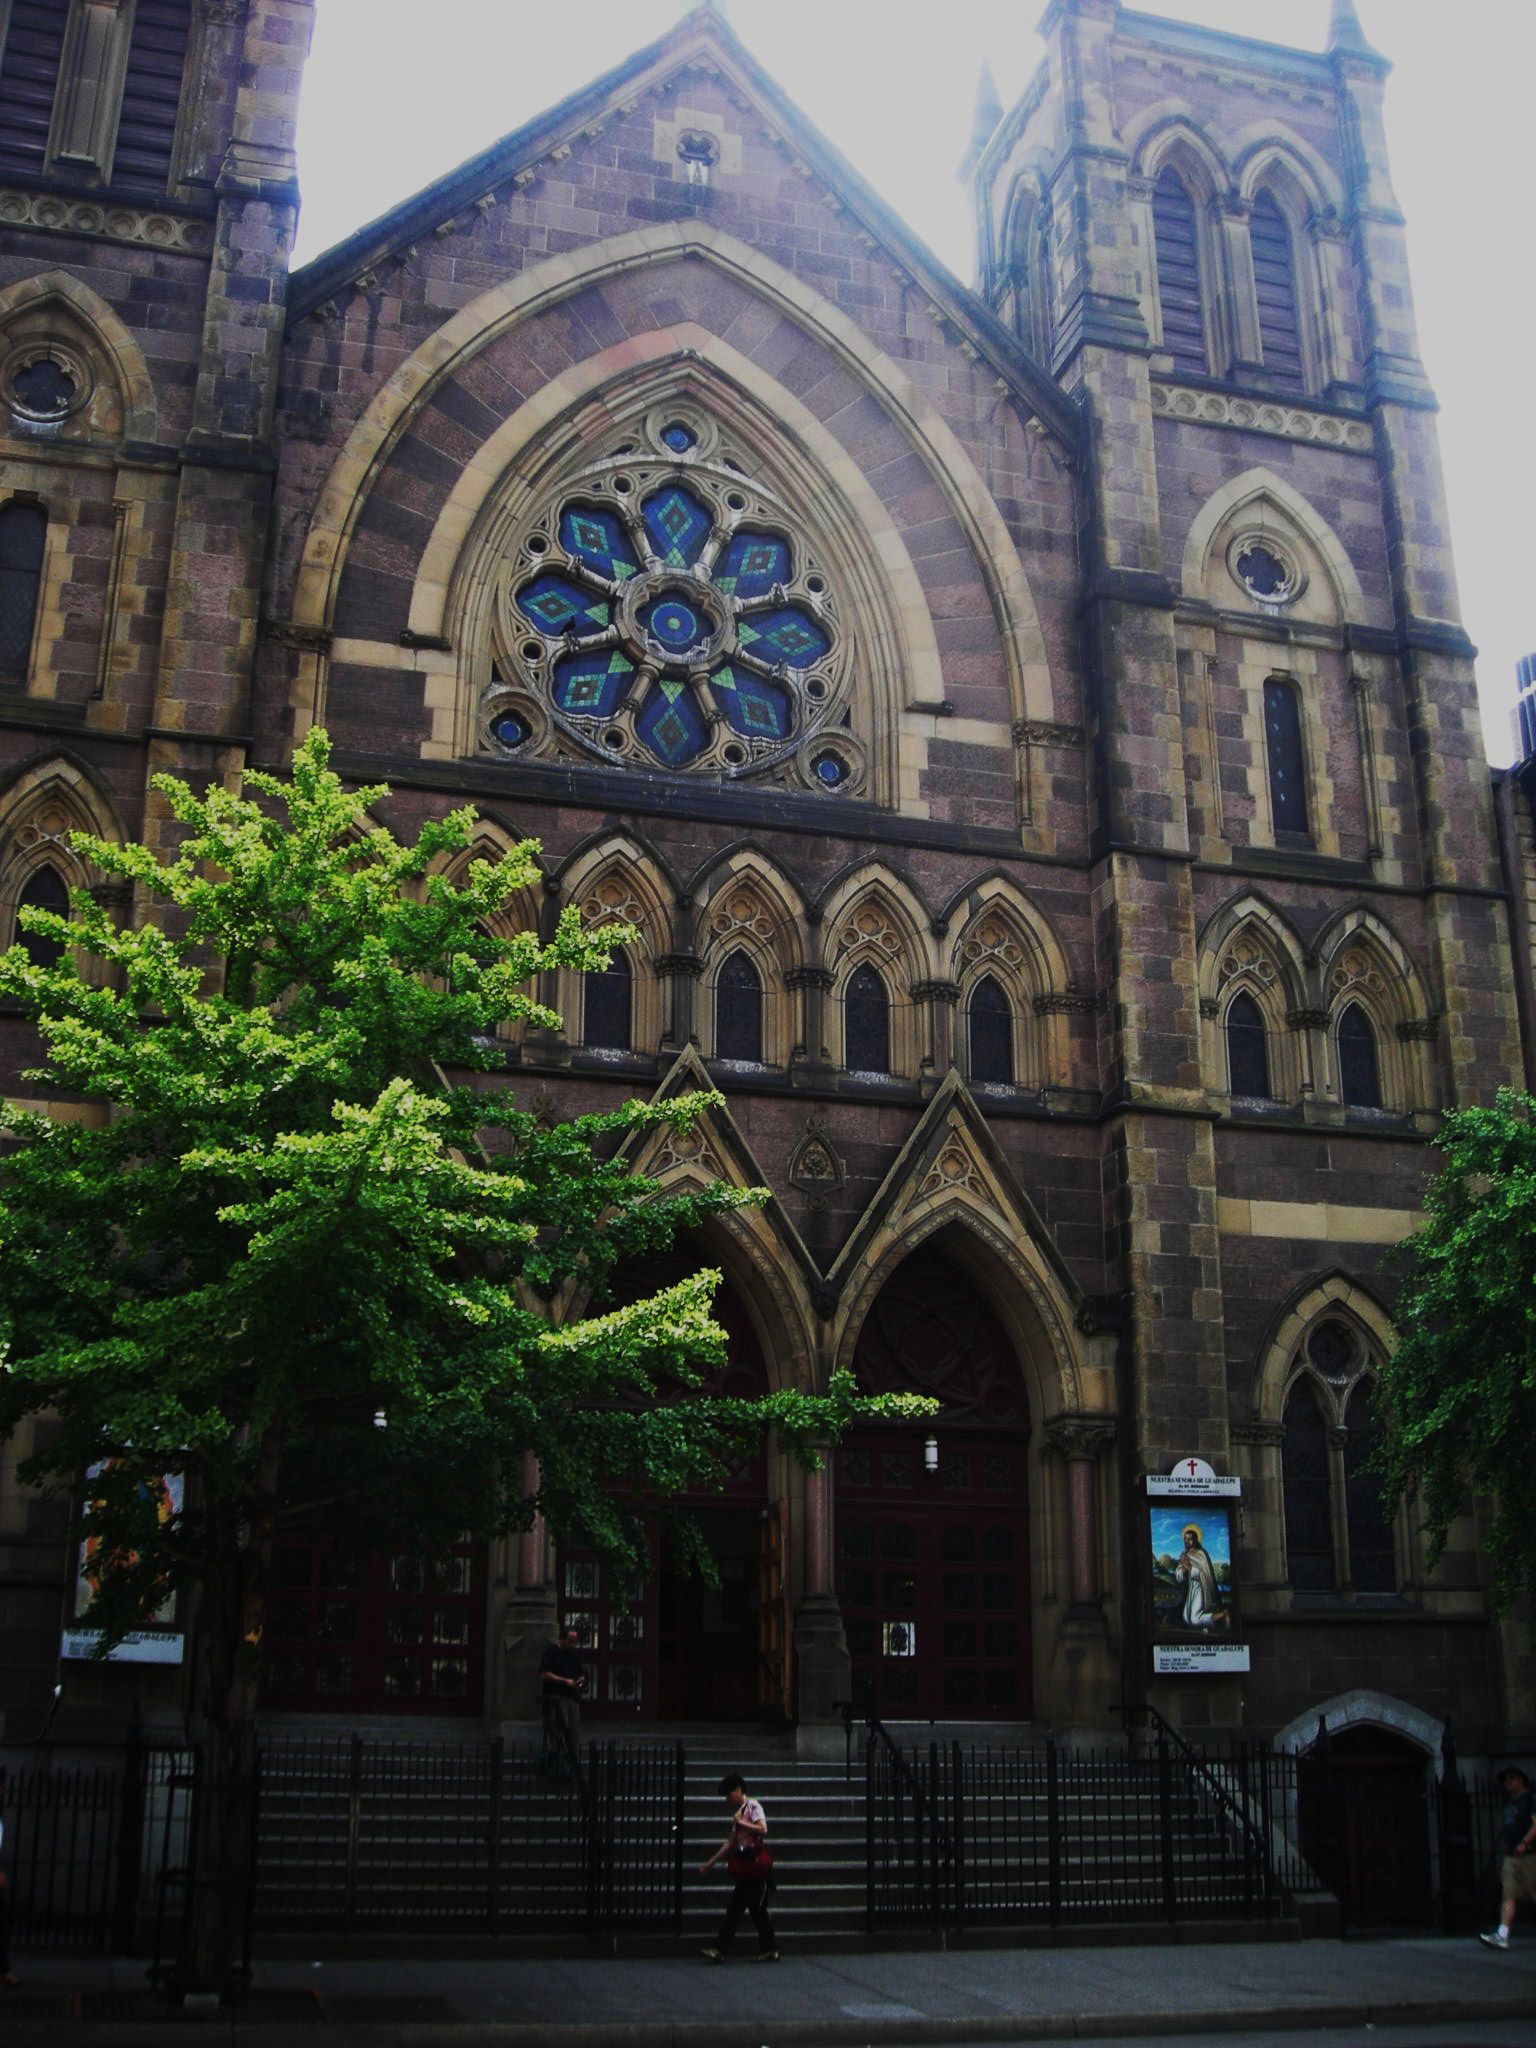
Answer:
[699,1770,778,1962]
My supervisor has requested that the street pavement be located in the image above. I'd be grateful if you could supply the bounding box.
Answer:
[1,1930,1534,2044]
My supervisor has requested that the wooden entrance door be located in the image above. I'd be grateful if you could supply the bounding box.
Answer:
[836,1247,1032,1720]
[261,1534,485,1715]
[556,1257,772,1720]
[836,1427,1030,1717]
[1298,1726,1434,1930]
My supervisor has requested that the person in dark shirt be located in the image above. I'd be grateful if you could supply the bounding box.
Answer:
[538,1626,586,1779]
[1479,1763,1536,1949]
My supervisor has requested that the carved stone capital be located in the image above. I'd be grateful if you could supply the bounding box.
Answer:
[87,880,133,914]
[1396,1017,1439,1042]
[786,966,833,992]
[1199,997,1220,1020]
[1286,1007,1331,1032]
[1044,1414,1117,1460]
[652,952,703,980]
[1035,988,1099,1017]
[1012,718,1086,750]
[909,978,960,1006]
[1230,1421,1286,1449]
[1219,192,1253,221]
[260,619,333,654]
[201,0,249,20]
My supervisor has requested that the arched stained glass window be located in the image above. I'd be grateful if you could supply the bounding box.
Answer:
[1344,1383,1395,1594]
[1264,677,1309,837]
[14,863,69,971]
[968,975,1013,1087]
[1283,1378,1336,1593]
[1225,990,1271,1100]
[1152,170,1207,376]
[1251,191,1305,394]
[584,949,632,1053]
[845,965,890,1076]
[1337,1003,1382,1110]
[715,949,763,1065]
[0,501,47,677]
[491,413,850,789]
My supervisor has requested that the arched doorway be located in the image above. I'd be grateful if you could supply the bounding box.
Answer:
[1298,1724,1434,1929]
[556,1255,774,1721]
[836,1248,1031,1719]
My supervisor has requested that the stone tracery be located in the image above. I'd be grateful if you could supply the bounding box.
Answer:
[485,406,856,789]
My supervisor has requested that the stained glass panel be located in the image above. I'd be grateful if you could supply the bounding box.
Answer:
[558,503,639,582]
[737,604,830,669]
[640,484,712,568]
[515,572,610,637]
[635,677,709,765]
[711,665,792,741]
[551,647,636,721]
[715,528,791,598]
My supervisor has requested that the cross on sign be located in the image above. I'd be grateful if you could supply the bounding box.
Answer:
[1187,1459,1199,1477]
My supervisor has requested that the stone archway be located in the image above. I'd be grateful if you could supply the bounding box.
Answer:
[835,1245,1033,1721]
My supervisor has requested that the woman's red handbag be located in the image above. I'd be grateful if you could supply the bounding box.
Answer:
[730,1841,774,1882]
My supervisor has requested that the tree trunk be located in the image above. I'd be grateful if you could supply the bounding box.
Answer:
[181,1440,279,1997]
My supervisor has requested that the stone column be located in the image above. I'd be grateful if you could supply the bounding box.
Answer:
[1218,195,1263,376]
[1047,1416,1115,1612]
[655,952,702,1053]
[501,1450,557,1730]
[1230,1421,1287,1597]
[793,1444,851,1753]
[787,965,834,1087]
[910,978,959,1093]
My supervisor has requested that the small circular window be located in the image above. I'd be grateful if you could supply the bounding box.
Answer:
[6,352,80,426]
[1307,1318,1358,1380]
[1230,533,1303,607]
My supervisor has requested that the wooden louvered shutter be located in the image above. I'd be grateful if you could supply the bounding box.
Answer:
[1251,192,1305,393]
[1152,169,1207,375]
[0,1,68,182]
[114,0,190,193]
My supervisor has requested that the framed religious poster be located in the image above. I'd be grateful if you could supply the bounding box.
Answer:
[1145,1459,1249,1675]
[61,1465,185,1666]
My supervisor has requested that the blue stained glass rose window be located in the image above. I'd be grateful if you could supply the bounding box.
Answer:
[508,417,840,778]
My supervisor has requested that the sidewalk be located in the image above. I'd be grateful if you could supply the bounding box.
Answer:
[2,1933,1534,2045]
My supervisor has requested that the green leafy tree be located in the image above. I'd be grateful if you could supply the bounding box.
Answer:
[1377,1088,1536,1616]
[0,733,922,1992]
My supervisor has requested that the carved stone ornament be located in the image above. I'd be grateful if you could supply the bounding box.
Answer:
[787,1112,844,1207]
[201,1,249,21]
[0,187,211,254]
[1034,988,1098,1017]
[1150,382,1372,451]
[1220,937,1277,990]
[836,904,903,957]
[909,979,960,1006]
[961,919,1025,973]
[581,874,646,932]
[651,951,703,980]
[1011,719,1087,750]
[708,888,777,946]
[1230,1421,1286,1448]
[1396,1017,1439,1042]
[1286,1007,1331,1032]
[1331,946,1387,1001]
[1043,1414,1116,1459]
[651,1122,724,1182]
[917,1140,982,1202]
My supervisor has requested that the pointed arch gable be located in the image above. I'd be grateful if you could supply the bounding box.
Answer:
[1197,890,1307,1011]
[1181,467,1368,627]
[819,861,933,1079]
[613,1044,821,1386]
[291,224,1056,738]
[1231,128,1346,216]
[947,876,1074,1091]
[1130,114,1232,205]
[0,270,156,443]
[553,831,674,1056]
[694,852,803,1070]
[825,1074,1110,1423]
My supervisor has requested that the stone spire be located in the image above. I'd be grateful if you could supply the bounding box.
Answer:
[1326,0,1380,58]
[961,60,1004,176]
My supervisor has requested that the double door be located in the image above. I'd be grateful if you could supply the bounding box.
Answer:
[835,1428,1030,1719]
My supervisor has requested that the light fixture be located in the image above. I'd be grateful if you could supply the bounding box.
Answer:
[924,1434,939,1476]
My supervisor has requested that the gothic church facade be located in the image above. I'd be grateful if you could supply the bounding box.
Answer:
[0,0,1531,1761]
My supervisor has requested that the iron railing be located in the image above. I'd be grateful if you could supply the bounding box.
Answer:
[868,1725,1280,1931]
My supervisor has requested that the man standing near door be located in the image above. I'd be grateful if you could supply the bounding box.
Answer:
[539,1625,587,1781]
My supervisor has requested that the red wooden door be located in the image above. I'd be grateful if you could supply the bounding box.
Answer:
[835,1427,1030,1718]
[836,1248,1032,1720]
[261,1535,485,1715]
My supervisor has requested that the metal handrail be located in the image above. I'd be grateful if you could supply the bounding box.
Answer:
[1130,1702,1275,1879]
[856,1708,956,1861]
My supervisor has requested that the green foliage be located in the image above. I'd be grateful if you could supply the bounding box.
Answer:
[0,732,924,1659]
[1377,1088,1536,1615]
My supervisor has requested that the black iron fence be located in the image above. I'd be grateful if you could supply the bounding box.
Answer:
[1,1732,685,1957]
[867,1724,1278,1932]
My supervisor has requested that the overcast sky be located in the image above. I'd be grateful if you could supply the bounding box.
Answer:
[292,1,1533,762]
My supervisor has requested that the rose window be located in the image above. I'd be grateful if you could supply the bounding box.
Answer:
[484,409,857,790]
